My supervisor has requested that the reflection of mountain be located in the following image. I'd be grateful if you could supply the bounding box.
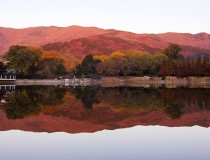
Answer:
[0,86,210,133]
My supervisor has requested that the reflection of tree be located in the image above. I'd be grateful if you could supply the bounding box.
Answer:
[1,86,66,119]
[1,86,210,120]
[160,88,210,110]
[85,87,210,119]
[74,87,100,109]
[164,103,183,120]
[3,92,40,119]
[97,87,163,113]
[33,86,66,106]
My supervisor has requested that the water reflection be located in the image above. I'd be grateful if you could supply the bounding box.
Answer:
[74,87,100,109]
[75,87,210,119]
[0,86,66,119]
[0,85,210,132]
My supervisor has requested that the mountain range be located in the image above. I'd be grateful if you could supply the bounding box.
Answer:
[1,25,210,61]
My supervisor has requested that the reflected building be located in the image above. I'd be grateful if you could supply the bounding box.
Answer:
[0,85,15,91]
[0,84,15,104]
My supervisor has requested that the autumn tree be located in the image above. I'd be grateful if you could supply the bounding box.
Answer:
[36,59,66,78]
[162,43,182,61]
[134,52,152,75]
[94,55,109,62]
[76,54,101,76]
[96,50,166,76]
[149,53,168,75]
[96,58,116,76]
[159,61,176,76]
[194,56,203,76]
[202,56,210,76]
[36,51,66,78]
[4,45,42,77]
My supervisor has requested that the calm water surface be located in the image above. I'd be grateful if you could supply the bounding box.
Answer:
[0,85,210,160]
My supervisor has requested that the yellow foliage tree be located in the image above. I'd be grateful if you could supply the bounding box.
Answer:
[94,55,109,62]
[110,51,125,60]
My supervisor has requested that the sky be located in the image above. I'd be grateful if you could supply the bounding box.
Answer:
[0,0,209,34]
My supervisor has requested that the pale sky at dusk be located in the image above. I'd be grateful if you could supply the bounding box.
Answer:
[0,0,209,34]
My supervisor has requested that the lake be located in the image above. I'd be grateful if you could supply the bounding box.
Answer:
[0,85,210,160]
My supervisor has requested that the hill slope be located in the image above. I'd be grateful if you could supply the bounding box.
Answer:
[42,35,160,61]
[42,34,210,60]
[0,26,110,55]
[1,25,210,59]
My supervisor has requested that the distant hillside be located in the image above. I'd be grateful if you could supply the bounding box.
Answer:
[1,25,210,60]
[158,32,210,49]
[42,34,210,61]
[0,26,110,55]
[42,35,160,61]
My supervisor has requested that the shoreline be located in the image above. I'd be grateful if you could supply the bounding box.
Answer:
[100,76,210,88]
[3,76,208,88]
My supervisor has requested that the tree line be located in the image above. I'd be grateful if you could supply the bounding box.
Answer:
[159,55,210,77]
[2,43,210,78]
[77,43,210,77]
